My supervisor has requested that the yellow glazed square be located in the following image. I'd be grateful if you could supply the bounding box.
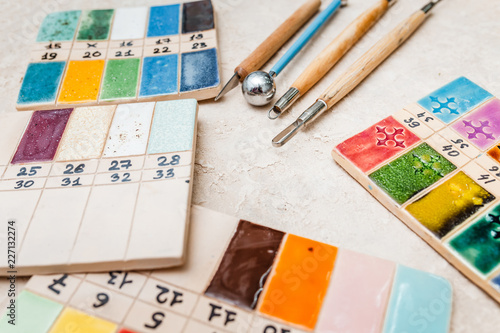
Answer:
[406,171,494,238]
[49,307,116,333]
[58,60,105,103]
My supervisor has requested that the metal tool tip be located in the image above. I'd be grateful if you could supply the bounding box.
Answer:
[268,107,281,120]
[215,72,240,101]
[422,0,441,13]
[272,121,304,147]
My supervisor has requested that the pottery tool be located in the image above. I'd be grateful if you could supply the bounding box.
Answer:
[0,100,198,276]
[214,0,323,101]
[242,0,344,106]
[0,205,453,332]
[332,76,500,304]
[18,1,222,111]
[269,0,395,120]
[273,0,442,147]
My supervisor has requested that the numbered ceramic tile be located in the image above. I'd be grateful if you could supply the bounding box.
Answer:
[86,271,148,298]
[0,100,198,276]
[25,274,82,303]
[335,116,421,174]
[102,103,155,158]
[451,98,500,151]
[369,143,457,205]
[6,206,452,332]
[392,109,434,139]
[417,76,493,124]
[16,1,221,110]
[438,127,481,159]
[332,77,500,303]
[138,278,198,316]
[447,203,500,276]
[69,281,134,323]
[124,301,187,333]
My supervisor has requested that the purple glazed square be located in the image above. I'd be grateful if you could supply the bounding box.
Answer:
[11,109,73,164]
[451,99,500,150]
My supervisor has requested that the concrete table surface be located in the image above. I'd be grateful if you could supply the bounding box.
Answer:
[0,0,499,331]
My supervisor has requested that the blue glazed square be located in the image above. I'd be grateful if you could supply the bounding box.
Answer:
[492,274,500,291]
[417,77,493,124]
[140,54,178,97]
[18,62,66,105]
[147,4,180,37]
[180,48,220,92]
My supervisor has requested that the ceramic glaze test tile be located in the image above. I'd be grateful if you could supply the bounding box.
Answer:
[0,206,452,333]
[332,77,500,304]
[0,99,198,276]
[17,1,222,111]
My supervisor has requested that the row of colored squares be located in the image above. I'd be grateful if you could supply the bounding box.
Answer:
[199,220,451,332]
[35,2,214,43]
[336,89,500,177]
[0,258,452,333]
[8,101,197,165]
[18,49,220,107]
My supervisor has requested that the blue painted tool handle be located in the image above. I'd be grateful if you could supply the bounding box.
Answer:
[270,0,342,77]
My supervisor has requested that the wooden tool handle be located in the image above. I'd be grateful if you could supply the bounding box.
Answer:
[293,0,389,94]
[320,9,427,108]
[235,0,321,81]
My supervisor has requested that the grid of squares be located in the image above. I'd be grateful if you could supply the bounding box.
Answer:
[0,206,452,333]
[17,0,221,111]
[332,77,500,303]
[0,100,198,276]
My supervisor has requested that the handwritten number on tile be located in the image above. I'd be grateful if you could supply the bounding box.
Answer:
[157,155,180,166]
[145,312,165,329]
[14,180,34,189]
[107,271,133,289]
[64,163,86,175]
[17,166,41,177]
[442,145,460,157]
[153,47,171,54]
[93,293,110,308]
[83,51,102,59]
[109,160,132,171]
[48,274,68,295]
[41,52,58,60]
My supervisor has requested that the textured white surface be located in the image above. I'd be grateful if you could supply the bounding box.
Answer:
[110,7,148,40]
[1,0,500,331]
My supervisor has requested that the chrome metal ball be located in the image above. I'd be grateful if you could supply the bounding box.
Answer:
[241,71,276,106]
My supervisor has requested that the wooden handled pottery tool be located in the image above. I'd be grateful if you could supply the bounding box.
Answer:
[272,0,442,147]
[269,0,395,120]
[214,0,322,101]
[241,0,345,106]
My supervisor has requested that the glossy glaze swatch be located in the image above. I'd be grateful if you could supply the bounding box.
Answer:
[332,77,500,304]
[0,206,452,333]
[0,100,198,276]
[17,1,221,110]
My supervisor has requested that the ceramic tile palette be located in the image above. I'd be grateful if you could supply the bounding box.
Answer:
[0,99,198,275]
[332,77,500,303]
[0,205,452,333]
[17,1,221,111]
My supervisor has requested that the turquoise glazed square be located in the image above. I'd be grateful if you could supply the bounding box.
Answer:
[449,204,500,275]
[418,77,493,124]
[18,62,66,105]
[37,11,81,42]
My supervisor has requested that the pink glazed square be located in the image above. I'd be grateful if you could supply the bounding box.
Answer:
[451,98,500,150]
[315,249,396,333]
